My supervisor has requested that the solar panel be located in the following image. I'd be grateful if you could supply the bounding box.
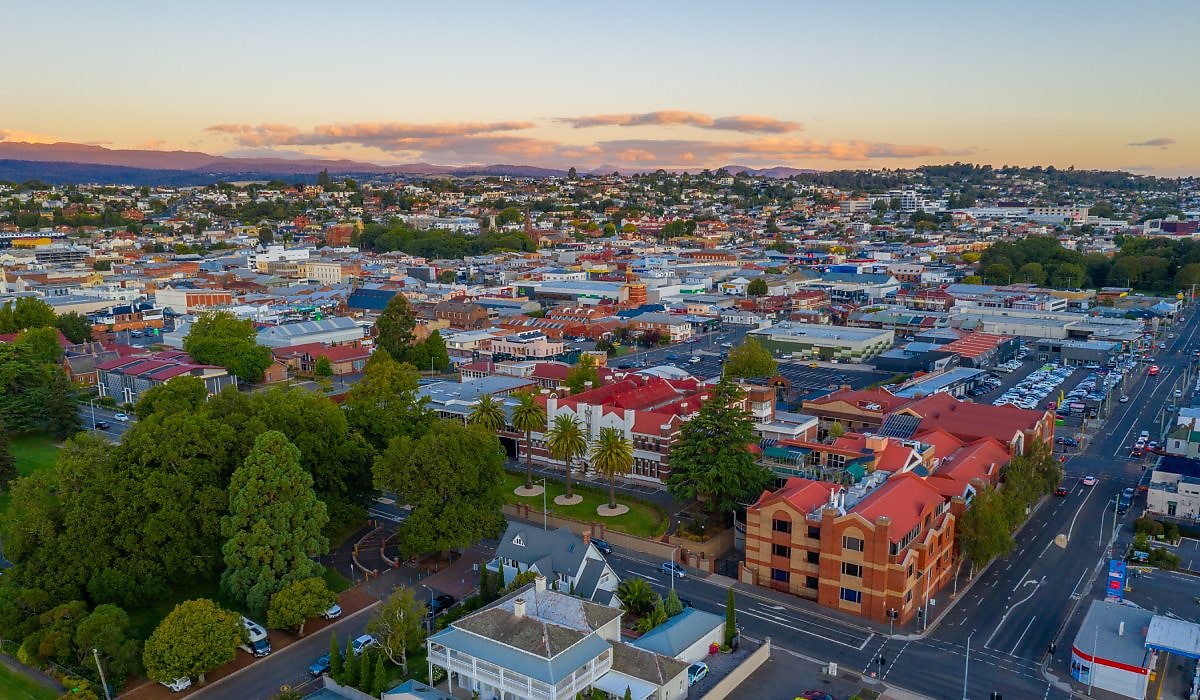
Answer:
[877,414,920,439]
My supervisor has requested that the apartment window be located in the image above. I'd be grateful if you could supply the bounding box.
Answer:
[840,588,862,604]
[841,562,863,577]
[805,576,819,589]
[842,535,865,552]
[772,518,792,534]
[806,551,820,564]
[807,526,821,539]
[907,564,915,578]
[905,590,913,603]
[771,568,790,583]
[772,543,791,558]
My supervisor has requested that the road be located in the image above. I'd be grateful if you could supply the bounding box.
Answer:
[76,403,135,441]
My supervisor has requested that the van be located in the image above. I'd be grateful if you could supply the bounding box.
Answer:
[239,617,271,657]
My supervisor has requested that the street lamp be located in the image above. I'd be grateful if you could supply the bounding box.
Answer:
[89,399,96,430]
[538,477,548,530]
[963,630,973,700]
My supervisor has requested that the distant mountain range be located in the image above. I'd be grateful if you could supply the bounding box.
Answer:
[0,141,820,185]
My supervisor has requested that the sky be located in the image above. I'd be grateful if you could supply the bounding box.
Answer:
[2,0,1198,175]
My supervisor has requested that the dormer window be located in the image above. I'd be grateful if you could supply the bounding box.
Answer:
[512,534,525,547]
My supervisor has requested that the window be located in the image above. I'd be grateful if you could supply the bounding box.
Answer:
[771,568,790,583]
[841,562,862,577]
[840,588,862,604]
[805,576,819,589]
[806,551,820,564]
[772,543,791,558]
[842,535,864,552]
[807,526,821,539]
[772,518,792,534]
[905,590,913,603]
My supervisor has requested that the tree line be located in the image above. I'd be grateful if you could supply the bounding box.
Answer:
[979,234,1200,292]
[354,220,536,258]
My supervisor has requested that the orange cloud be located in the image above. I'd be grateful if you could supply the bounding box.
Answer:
[0,128,61,144]
[559,111,801,133]
[206,121,535,151]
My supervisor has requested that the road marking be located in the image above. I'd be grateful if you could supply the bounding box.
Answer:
[1010,615,1037,656]
[1068,568,1089,599]
[985,578,1042,649]
[1065,477,1098,543]
[1012,567,1032,592]
[738,608,872,650]
[881,639,911,680]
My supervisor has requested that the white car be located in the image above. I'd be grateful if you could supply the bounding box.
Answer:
[114,412,129,421]
[352,634,378,656]
[160,677,192,693]
[324,603,342,620]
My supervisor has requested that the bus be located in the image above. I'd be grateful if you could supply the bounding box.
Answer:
[1149,365,1160,376]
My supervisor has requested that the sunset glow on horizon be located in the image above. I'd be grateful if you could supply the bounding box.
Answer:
[3,0,1197,175]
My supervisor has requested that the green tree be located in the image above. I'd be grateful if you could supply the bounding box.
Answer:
[1017,262,1046,285]
[0,297,56,333]
[374,421,506,556]
[374,295,417,361]
[590,426,633,510]
[665,589,684,617]
[371,653,387,697]
[437,269,457,284]
[956,486,1014,571]
[135,375,209,420]
[615,578,657,616]
[366,587,427,676]
[358,650,375,693]
[17,327,64,365]
[45,368,81,439]
[0,421,15,490]
[183,311,272,382]
[666,377,771,519]
[724,588,737,647]
[55,312,93,344]
[344,351,430,451]
[496,207,523,226]
[546,413,587,500]
[746,278,768,297]
[314,355,334,379]
[329,631,342,678]
[1176,263,1200,291]
[723,337,777,379]
[267,577,336,637]
[342,637,359,687]
[828,421,846,439]
[143,599,243,685]
[74,604,141,683]
[565,354,599,394]
[468,394,506,433]
[221,431,329,613]
[424,330,450,372]
[636,598,668,633]
[510,392,547,489]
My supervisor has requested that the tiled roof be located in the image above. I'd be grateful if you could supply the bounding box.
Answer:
[852,472,942,543]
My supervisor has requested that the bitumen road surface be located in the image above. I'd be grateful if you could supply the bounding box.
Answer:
[77,403,136,441]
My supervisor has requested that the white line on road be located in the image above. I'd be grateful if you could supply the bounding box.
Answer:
[738,608,873,650]
[1012,567,1032,592]
[1069,568,1089,599]
[1010,615,1037,656]
[985,578,1042,649]
[1065,477,1098,544]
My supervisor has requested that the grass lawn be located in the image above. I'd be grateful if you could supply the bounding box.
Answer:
[0,663,58,700]
[0,434,63,519]
[323,566,352,594]
[501,472,667,539]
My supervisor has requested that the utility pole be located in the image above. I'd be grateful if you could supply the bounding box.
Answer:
[93,648,112,700]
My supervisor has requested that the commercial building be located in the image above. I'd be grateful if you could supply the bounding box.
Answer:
[1070,601,1155,699]
[1145,456,1200,519]
[96,351,235,404]
[1030,338,1121,366]
[749,322,895,362]
[489,330,566,361]
[256,316,364,348]
[154,287,234,313]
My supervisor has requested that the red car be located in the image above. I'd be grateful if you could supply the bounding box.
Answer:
[1055,486,1069,497]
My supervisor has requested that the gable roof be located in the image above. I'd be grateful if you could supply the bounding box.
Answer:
[494,524,590,577]
[852,472,943,543]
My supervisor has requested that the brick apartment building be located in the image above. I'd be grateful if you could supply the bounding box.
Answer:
[742,471,957,625]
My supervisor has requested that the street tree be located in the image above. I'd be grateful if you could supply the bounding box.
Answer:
[366,587,427,676]
[666,377,771,520]
[328,631,342,678]
[143,599,243,685]
[183,311,272,382]
[590,426,633,510]
[267,577,337,637]
[45,368,81,439]
[424,330,450,371]
[510,392,547,489]
[135,375,209,420]
[74,604,141,683]
[546,413,587,500]
[222,431,329,613]
[343,352,430,451]
[956,486,1014,571]
[468,394,506,433]
[374,294,417,361]
[723,337,777,379]
[374,421,506,556]
[314,356,334,379]
[724,588,737,647]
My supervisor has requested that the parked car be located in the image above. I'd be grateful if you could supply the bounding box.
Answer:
[801,691,835,700]
[351,634,378,656]
[661,562,686,578]
[431,594,457,615]
[591,538,613,555]
[324,603,342,620]
[239,617,272,657]
[687,662,709,686]
[160,677,192,693]
[308,653,332,677]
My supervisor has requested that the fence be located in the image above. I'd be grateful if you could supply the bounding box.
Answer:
[700,638,771,700]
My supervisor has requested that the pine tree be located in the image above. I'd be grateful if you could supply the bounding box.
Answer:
[328,631,342,680]
[358,651,374,693]
[665,589,684,617]
[371,654,387,696]
[342,638,359,687]
[724,588,738,647]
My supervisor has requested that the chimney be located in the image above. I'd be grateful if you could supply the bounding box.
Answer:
[513,598,526,619]
[581,531,591,546]
[1118,621,1125,637]
[534,574,547,593]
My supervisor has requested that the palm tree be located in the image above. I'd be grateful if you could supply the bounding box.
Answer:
[590,426,633,509]
[468,394,506,433]
[510,392,547,489]
[546,413,587,500]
